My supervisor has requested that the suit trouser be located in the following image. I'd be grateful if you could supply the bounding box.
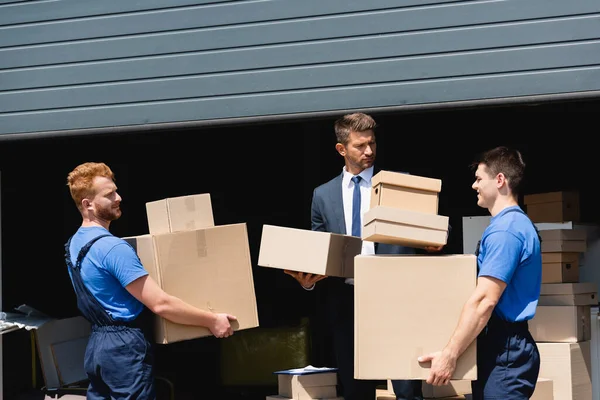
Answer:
[325,280,422,400]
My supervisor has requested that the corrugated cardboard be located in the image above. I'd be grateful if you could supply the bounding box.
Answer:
[354,254,477,381]
[531,378,554,400]
[530,306,590,343]
[124,223,259,344]
[278,373,338,399]
[370,170,441,214]
[524,191,579,223]
[146,193,214,235]
[537,342,592,400]
[258,224,362,278]
[540,229,587,253]
[538,282,598,306]
[362,206,449,248]
[542,250,579,283]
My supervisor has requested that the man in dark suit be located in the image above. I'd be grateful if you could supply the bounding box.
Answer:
[285,112,445,400]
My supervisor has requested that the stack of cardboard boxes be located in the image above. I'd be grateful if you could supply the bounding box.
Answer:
[353,171,477,394]
[124,193,260,344]
[525,190,595,400]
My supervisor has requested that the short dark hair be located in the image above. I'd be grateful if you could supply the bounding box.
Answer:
[472,146,526,196]
[334,113,377,144]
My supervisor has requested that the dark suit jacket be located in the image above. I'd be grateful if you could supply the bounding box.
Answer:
[310,170,417,258]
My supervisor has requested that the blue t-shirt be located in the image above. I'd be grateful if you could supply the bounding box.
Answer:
[67,226,148,321]
[477,206,541,322]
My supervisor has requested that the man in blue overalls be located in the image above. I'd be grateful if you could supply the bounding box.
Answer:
[65,162,238,399]
[418,146,541,399]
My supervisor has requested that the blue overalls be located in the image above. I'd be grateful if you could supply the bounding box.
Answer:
[471,208,541,399]
[65,234,156,400]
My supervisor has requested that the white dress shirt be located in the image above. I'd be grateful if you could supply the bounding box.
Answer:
[341,166,375,285]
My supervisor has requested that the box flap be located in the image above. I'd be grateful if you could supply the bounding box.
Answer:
[364,206,448,231]
[371,170,441,193]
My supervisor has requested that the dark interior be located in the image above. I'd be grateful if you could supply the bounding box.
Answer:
[1,98,597,399]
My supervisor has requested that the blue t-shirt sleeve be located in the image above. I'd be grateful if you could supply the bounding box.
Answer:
[479,231,523,283]
[103,243,149,287]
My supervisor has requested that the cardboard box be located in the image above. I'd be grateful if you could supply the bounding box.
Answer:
[530,306,591,343]
[390,378,472,398]
[370,170,442,214]
[146,193,214,235]
[537,342,592,400]
[531,378,554,400]
[354,254,477,381]
[540,229,587,253]
[542,252,580,283]
[538,282,598,306]
[524,191,579,223]
[278,372,338,399]
[124,223,259,344]
[362,206,449,248]
[258,224,362,278]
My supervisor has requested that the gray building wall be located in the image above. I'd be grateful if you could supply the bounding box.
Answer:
[1,0,599,136]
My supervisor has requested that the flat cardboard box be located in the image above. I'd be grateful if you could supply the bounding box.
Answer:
[278,372,338,399]
[524,191,579,223]
[124,223,259,344]
[258,224,362,278]
[540,230,587,253]
[537,342,592,400]
[538,282,598,306]
[370,170,441,214]
[146,193,214,235]
[530,306,590,343]
[354,254,477,381]
[362,206,449,248]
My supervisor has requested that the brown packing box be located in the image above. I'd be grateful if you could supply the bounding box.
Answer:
[278,373,338,399]
[538,282,598,306]
[531,378,554,400]
[529,306,591,343]
[370,170,442,214]
[537,342,592,400]
[362,206,449,249]
[124,223,259,344]
[354,254,477,381]
[257,224,362,278]
[390,378,472,398]
[541,252,580,283]
[146,193,214,235]
[524,191,579,223]
[540,229,587,253]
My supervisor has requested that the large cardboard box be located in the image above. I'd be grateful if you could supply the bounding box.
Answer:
[258,224,362,278]
[537,342,592,400]
[354,254,477,381]
[362,206,449,248]
[524,191,579,223]
[124,223,259,344]
[530,306,591,343]
[370,170,441,214]
[542,252,580,283]
[538,282,598,306]
[146,193,214,235]
[388,378,472,398]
